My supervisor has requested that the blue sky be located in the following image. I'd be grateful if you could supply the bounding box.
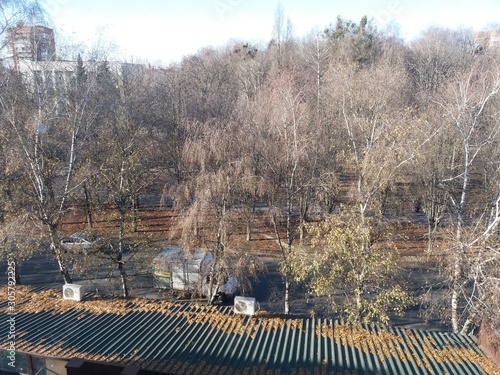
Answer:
[48,0,500,65]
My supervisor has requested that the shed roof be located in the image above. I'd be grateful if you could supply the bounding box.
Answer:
[1,285,499,375]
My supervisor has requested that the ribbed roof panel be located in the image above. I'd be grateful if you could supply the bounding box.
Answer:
[1,285,499,375]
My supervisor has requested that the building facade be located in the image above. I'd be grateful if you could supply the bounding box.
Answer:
[473,30,500,53]
[4,25,56,71]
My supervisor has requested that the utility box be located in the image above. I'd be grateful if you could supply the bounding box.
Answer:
[63,284,84,301]
[234,296,256,315]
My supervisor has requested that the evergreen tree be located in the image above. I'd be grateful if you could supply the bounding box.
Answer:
[76,53,87,87]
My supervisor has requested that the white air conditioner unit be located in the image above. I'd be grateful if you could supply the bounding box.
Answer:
[63,284,84,301]
[234,296,256,316]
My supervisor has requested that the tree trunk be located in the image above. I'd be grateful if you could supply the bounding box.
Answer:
[246,199,257,242]
[207,244,220,305]
[131,193,139,233]
[118,262,128,298]
[284,275,290,315]
[451,141,470,333]
[299,197,308,243]
[208,200,226,305]
[193,218,198,238]
[83,183,93,230]
[207,269,215,305]
[424,173,445,253]
[451,219,464,333]
[207,267,221,305]
[427,221,433,253]
[14,260,21,285]
[48,224,72,284]
[55,246,72,284]
[355,288,362,318]
[271,212,292,315]
[117,207,129,298]
[246,220,252,241]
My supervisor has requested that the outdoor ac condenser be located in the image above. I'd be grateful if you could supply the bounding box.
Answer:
[63,284,84,301]
[234,296,256,316]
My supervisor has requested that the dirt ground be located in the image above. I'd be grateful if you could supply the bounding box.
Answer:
[13,203,450,330]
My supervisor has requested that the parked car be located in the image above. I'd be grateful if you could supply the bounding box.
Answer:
[60,232,101,254]
[61,233,131,256]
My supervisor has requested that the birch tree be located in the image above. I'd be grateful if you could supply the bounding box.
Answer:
[326,60,418,219]
[0,68,35,283]
[88,64,161,297]
[431,56,500,334]
[0,0,45,52]
[406,28,475,252]
[250,73,312,314]
[1,58,99,284]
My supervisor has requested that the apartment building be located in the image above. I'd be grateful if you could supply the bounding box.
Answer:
[4,24,56,71]
[473,29,500,53]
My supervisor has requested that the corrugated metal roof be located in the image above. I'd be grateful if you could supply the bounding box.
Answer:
[1,285,500,375]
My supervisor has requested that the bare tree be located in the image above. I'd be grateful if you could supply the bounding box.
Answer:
[180,47,239,123]
[325,59,422,219]
[150,66,187,184]
[248,73,312,314]
[0,67,38,282]
[430,56,500,334]
[171,119,265,304]
[232,42,270,101]
[407,27,473,104]
[300,32,331,116]
[270,3,295,72]
[410,116,454,252]
[404,29,477,253]
[460,192,500,335]
[0,0,46,53]
[1,57,99,283]
[88,64,161,297]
